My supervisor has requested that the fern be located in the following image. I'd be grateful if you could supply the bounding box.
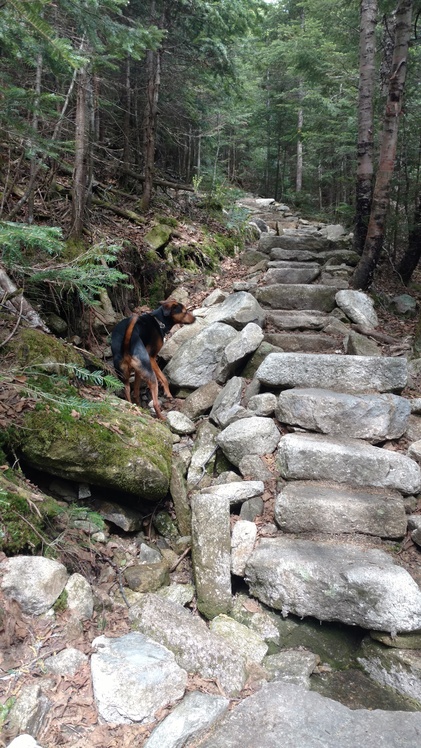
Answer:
[0,222,63,266]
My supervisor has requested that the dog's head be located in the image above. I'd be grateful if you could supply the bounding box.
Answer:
[160,298,195,325]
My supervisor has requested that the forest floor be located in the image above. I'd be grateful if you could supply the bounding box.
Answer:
[2,202,421,747]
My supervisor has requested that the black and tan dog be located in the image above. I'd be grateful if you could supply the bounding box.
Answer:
[111,298,195,420]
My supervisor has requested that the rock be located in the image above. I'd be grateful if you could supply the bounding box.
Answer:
[0,556,68,615]
[345,330,382,356]
[144,224,173,250]
[239,249,269,266]
[159,318,207,362]
[138,543,163,564]
[247,393,277,416]
[254,284,338,312]
[6,328,83,373]
[265,332,339,353]
[95,500,143,532]
[209,376,247,428]
[91,632,187,724]
[335,290,378,328]
[262,266,321,284]
[269,248,319,262]
[187,420,219,489]
[164,322,238,389]
[266,310,331,330]
[170,456,191,536]
[191,682,421,748]
[319,249,360,265]
[196,480,265,506]
[277,433,421,494]
[199,291,266,330]
[180,381,222,419]
[6,683,50,740]
[209,614,268,664]
[239,495,265,517]
[263,649,320,688]
[262,234,331,252]
[318,224,348,241]
[144,691,229,748]
[45,312,68,335]
[245,537,421,633]
[216,323,264,383]
[405,414,421,442]
[276,388,411,442]
[358,638,421,705]
[65,573,94,620]
[217,416,280,468]
[240,341,284,379]
[6,737,44,748]
[191,491,232,618]
[231,520,258,576]
[124,561,170,592]
[166,411,196,435]
[275,482,407,538]
[22,401,172,502]
[202,289,229,307]
[390,294,418,317]
[129,593,248,696]
[157,583,195,607]
[370,630,421,649]
[43,647,88,675]
[256,352,407,393]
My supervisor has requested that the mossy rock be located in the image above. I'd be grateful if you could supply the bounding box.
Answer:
[144,224,173,251]
[5,328,84,372]
[21,399,173,502]
[0,473,61,554]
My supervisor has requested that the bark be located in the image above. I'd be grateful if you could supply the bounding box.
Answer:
[296,87,303,193]
[121,56,132,186]
[354,0,377,255]
[27,52,43,224]
[0,267,50,332]
[352,0,412,291]
[141,48,161,212]
[396,190,421,282]
[70,61,89,238]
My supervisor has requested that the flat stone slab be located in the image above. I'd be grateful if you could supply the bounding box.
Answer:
[277,433,421,495]
[269,248,320,262]
[191,682,421,748]
[276,388,411,441]
[275,481,407,538]
[144,691,229,748]
[256,352,408,394]
[262,266,320,285]
[245,537,421,633]
[266,310,331,331]
[265,333,339,353]
[254,284,338,311]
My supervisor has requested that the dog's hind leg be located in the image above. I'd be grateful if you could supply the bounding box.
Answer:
[132,359,164,420]
[150,357,172,399]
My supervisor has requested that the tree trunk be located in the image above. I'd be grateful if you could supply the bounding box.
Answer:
[351,0,412,291]
[27,52,43,224]
[296,85,303,193]
[354,0,377,255]
[396,190,421,282]
[121,57,132,186]
[141,48,161,212]
[70,62,89,238]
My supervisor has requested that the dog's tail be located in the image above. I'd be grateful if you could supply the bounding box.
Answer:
[123,314,139,356]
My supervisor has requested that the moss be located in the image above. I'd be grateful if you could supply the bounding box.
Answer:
[61,238,87,261]
[0,475,61,554]
[21,399,173,501]
[53,589,68,612]
[5,328,84,370]
[156,215,178,228]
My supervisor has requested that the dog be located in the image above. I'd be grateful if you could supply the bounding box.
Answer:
[111,298,195,420]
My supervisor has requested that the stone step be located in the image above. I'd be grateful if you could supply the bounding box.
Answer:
[262,266,321,285]
[275,388,411,442]
[254,283,339,311]
[276,433,421,495]
[256,352,407,394]
[274,481,407,538]
[245,537,421,632]
[265,332,339,353]
[266,309,331,331]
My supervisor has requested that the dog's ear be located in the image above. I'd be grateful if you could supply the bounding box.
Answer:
[160,298,176,316]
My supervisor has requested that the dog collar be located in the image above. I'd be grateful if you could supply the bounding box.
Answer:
[150,309,170,338]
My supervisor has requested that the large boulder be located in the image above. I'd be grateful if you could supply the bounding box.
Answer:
[1,556,68,615]
[21,400,172,502]
[245,537,421,633]
[190,682,421,748]
[164,322,238,389]
[254,284,338,312]
[217,416,280,468]
[199,291,266,330]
